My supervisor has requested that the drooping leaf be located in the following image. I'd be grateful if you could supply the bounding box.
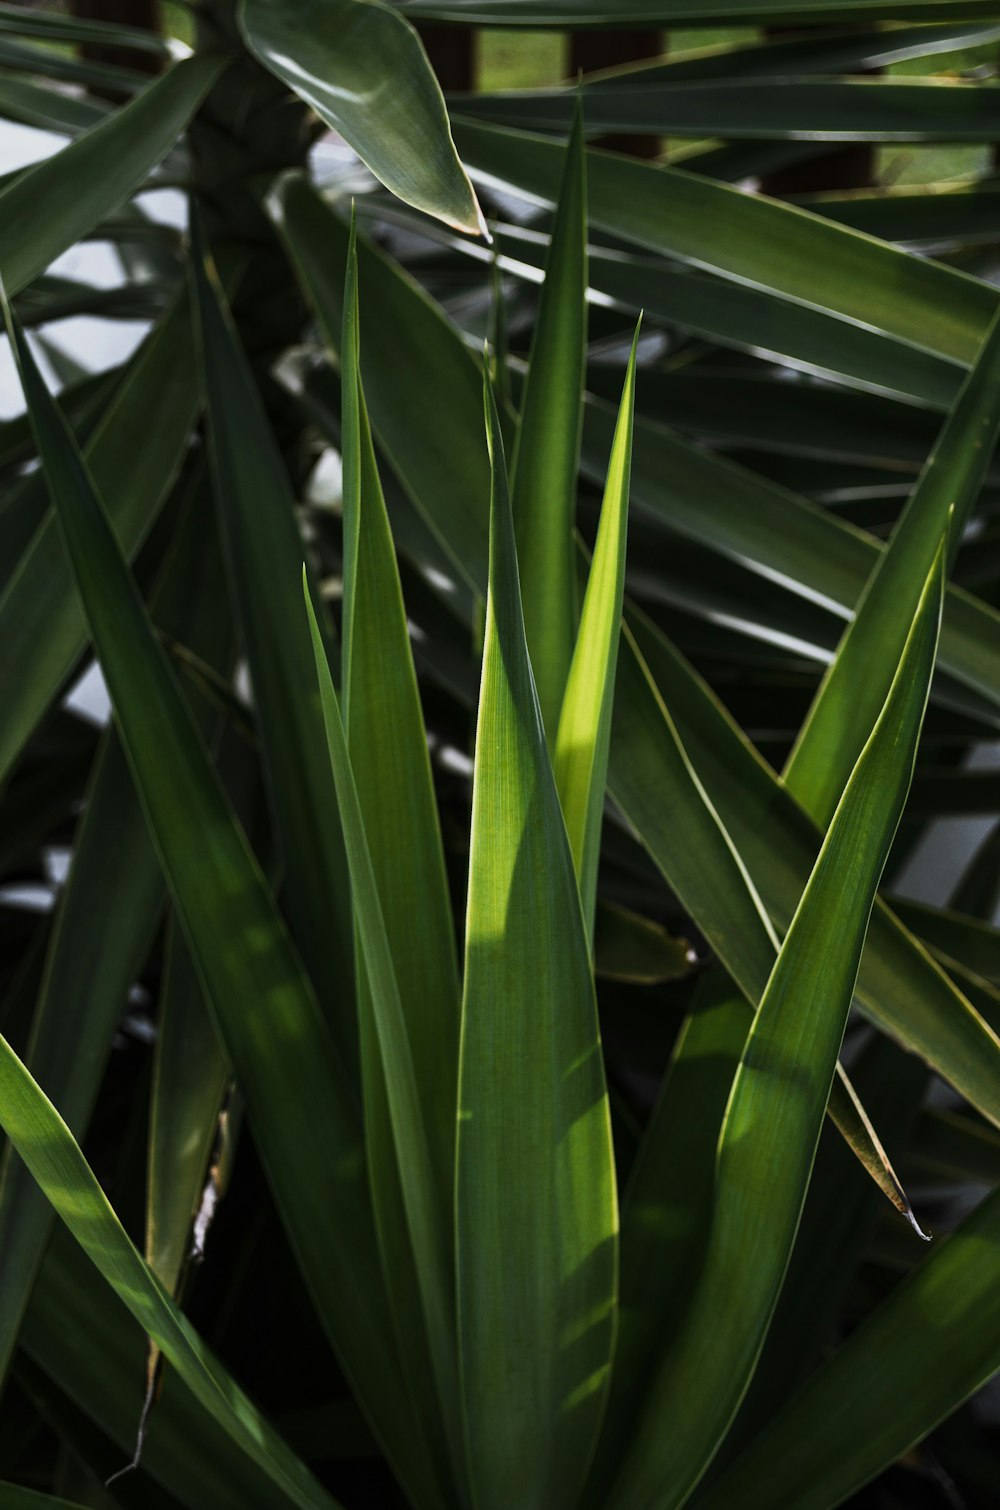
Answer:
[241,0,484,234]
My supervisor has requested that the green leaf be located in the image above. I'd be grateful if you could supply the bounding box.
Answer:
[0,56,218,299]
[281,177,1000,1151]
[554,324,638,937]
[0,1032,341,1510]
[593,901,690,984]
[23,1226,308,1510]
[461,76,1000,143]
[272,174,491,595]
[0,0,167,51]
[593,970,748,1495]
[456,372,617,1510]
[609,548,943,1510]
[435,214,962,406]
[0,475,231,1387]
[786,307,1000,828]
[584,399,1000,715]
[146,921,228,1299]
[620,606,1000,1140]
[240,0,483,235]
[0,289,200,789]
[695,1178,1000,1510]
[587,21,1000,79]
[509,100,586,744]
[0,76,107,136]
[403,0,1000,24]
[340,210,461,1200]
[337,214,463,1482]
[452,119,998,373]
[192,231,356,1049]
[893,898,1000,985]
[302,570,461,1471]
[2,289,438,1507]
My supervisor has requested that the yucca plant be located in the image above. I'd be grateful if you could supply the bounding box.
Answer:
[2,3,1000,1508]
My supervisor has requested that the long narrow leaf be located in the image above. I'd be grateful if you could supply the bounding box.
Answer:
[610,550,943,1510]
[786,307,1000,826]
[0,1033,341,1510]
[192,234,356,1047]
[0,56,218,298]
[302,572,461,1468]
[509,100,587,744]
[1,292,438,1505]
[554,326,638,936]
[0,289,200,787]
[696,1178,1000,1510]
[456,373,617,1510]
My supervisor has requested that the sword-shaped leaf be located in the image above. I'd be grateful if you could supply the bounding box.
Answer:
[509,100,586,745]
[192,233,355,1048]
[0,1034,341,1510]
[1,294,438,1506]
[0,56,218,298]
[696,1177,1000,1510]
[554,326,638,937]
[610,549,944,1510]
[335,214,463,1481]
[0,289,199,788]
[456,373,617,1510]
[302,573,461,1469]
[786,308,1000,827]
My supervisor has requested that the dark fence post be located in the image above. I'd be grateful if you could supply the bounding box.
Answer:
[419,24,476,93]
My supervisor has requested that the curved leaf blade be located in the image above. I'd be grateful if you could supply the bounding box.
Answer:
[241,0,484,235]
